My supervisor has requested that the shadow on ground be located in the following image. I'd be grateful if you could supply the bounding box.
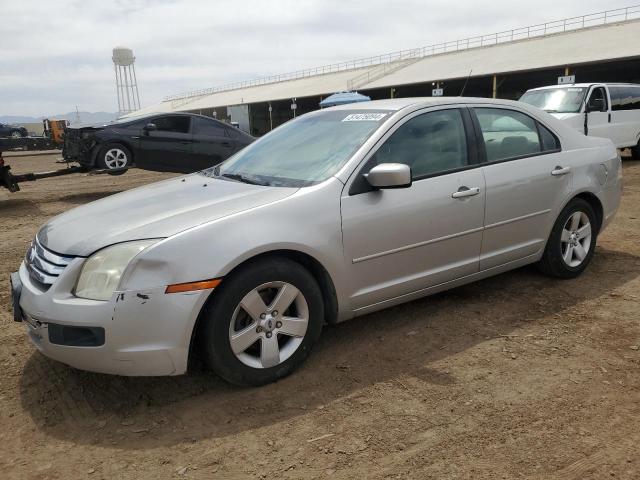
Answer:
[0,198,44,216]
[19,247,640,450]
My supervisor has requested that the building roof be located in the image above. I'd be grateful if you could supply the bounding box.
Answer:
[364,20,640,90]
[130,16,640,117]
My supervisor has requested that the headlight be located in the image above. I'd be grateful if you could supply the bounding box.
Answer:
[75,239,160,301]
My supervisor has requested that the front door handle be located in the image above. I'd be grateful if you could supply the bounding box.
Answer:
[551,166,571,176]
[451,186,480,199]
[180,140,192,145]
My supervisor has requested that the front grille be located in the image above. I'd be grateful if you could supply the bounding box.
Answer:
[25,237,75,290]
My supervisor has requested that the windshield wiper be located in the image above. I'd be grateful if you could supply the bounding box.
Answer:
[218,172,266,186]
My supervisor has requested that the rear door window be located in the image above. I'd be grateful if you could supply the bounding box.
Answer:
[226,127,240,139]
[153,116,191,133]
[192,117,226,136]
[610,86,640,111]
[538,123,560,151]
[474,108,555,162]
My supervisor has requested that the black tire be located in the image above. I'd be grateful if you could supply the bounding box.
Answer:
[10,130,24,139]
[199,257,324,386]
[97,143,131,175]
[631,141,640,161]
[537,198,598,279]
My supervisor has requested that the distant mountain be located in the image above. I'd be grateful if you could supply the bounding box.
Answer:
[0,111,119,126]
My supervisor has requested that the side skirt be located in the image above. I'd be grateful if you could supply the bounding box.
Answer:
[350,252,542,318]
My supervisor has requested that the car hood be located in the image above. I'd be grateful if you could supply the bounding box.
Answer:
[548,112,581,120]
[37,174,297,256]
[66,124,105,131]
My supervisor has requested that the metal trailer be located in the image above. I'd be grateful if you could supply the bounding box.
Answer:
[0,149,127,193]
[0,136,57,152]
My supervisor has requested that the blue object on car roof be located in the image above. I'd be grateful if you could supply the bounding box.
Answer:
[319,91,371,108]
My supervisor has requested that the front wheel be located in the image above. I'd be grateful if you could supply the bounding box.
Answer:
[199,258,324,386]
[537,198,598,278]
[97,143,131,175]
[10,130,23,139]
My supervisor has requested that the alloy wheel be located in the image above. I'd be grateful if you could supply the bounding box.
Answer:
[560,211,592,267]
[10,131,22,138]
[104,148,128,169]
[228,281,309,369]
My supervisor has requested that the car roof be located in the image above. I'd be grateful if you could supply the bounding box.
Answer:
[326,96,529,112]
[526,83,640,91]
[116,111,221,120]
[113,111,231,126]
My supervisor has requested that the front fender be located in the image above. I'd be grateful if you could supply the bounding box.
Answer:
[118,178,352,315]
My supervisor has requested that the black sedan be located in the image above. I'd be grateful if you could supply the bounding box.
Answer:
[63,113,254,174]
[0,122,28,139]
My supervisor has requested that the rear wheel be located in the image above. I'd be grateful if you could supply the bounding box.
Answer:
[537,198,597,278]
[631,141,640,160]
[199,258,324,386]
[97,143,131,175]
[10,130,23,139]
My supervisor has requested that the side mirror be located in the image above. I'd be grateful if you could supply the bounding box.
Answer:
[143,123,157,133]
[365,163,412,189]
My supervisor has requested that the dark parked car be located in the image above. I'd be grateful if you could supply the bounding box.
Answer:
[63,113,254,174]
[0,122,28,138]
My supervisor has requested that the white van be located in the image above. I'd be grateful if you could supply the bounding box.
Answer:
[519,83,640,157]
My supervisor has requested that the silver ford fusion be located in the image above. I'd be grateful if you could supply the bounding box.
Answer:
[11,98,622,386]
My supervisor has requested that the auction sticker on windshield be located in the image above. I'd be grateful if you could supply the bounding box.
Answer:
[342,113,387,122]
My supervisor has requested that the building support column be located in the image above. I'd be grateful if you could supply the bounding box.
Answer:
[564,66,571,76]
[390,87,395,99]
[492,75,498,99]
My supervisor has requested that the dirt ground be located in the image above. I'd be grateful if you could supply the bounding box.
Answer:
[1,153,639,480]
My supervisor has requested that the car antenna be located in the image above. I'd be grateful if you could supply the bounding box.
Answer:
[459,69,473,97]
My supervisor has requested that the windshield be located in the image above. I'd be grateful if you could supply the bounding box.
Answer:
[519,87,587,113]
[202,110,390,187]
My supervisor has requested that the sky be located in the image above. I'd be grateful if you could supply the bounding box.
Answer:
[0,0,632,116]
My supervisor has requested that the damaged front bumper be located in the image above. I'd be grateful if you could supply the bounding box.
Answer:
[62,129,99,165]
[15,260,212,376]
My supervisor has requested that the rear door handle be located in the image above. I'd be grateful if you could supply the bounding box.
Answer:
[551,166,571,176]
[451,186,480,199]
[180,140,192,145]
[221,141,232,147]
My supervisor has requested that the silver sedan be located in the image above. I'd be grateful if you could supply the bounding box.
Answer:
[12,98,622,385]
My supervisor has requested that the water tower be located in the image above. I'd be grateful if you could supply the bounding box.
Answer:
[112,47,141,114]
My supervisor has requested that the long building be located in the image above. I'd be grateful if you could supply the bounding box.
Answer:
[132,5,640,136]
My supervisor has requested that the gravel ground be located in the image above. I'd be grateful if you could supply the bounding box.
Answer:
[1,153,639,479]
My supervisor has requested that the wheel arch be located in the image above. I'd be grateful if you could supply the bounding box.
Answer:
[541,190,604,257]
[573,191,604,233]
[187,249,340,369]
